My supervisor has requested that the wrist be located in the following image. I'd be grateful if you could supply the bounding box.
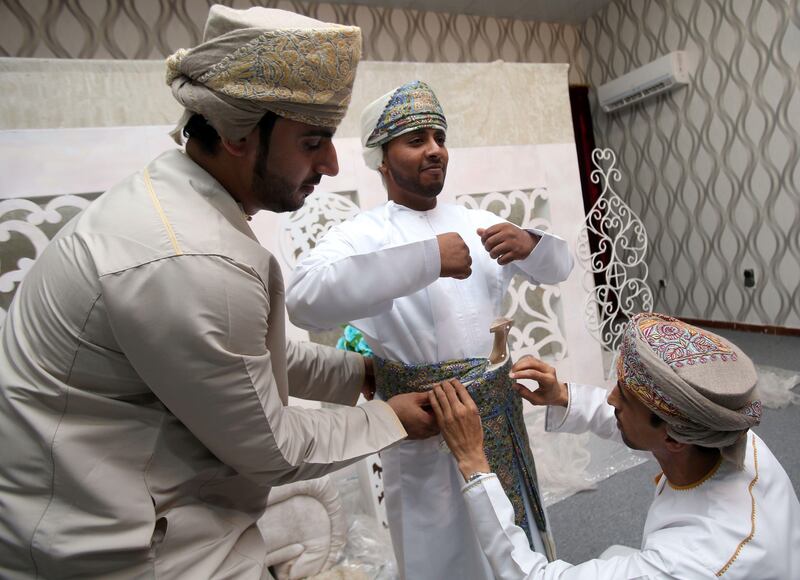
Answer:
[525,230,540,256]
[556,382,569,407]
[458,455,491,480]
[362,356,374,383]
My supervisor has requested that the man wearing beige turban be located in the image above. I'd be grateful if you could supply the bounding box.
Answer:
[431,313,800,579]
[0,6,433,579]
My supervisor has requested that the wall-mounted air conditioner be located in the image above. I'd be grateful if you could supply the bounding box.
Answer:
[597,51,690,113]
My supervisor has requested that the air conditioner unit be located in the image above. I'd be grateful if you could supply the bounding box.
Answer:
[597,51,690,113]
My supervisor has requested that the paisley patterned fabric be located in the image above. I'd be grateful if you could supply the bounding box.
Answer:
[617,312,761,467]
[363,80,447,148]
[166,29,360,116]
[166,6,361,142]
[618,331,685,419]
[375,356,554,559]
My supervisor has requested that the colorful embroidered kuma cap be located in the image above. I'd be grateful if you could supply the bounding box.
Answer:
[618,312,761,467]
[360,80,448,170]
[166,5,362,143]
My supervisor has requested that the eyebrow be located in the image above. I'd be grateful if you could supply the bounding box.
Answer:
[303,129,335,139]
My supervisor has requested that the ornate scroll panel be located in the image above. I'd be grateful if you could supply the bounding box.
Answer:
[577,148,653,355]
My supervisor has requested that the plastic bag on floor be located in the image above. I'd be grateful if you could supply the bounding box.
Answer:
[335,516,398,580]
[756,364,800,409]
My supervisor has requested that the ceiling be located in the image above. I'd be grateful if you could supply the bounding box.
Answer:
[316,0,615,24]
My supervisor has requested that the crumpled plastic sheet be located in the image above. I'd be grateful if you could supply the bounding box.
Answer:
[754,364,800,409]
[326,464,399,580]
[332,516,398,580]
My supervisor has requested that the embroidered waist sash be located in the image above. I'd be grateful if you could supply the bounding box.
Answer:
[375,356,553,558]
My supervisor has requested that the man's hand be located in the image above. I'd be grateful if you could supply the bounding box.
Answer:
[437,232,472,279]
[477,223,538,265]
[509,355,569,407]
[387,392,439,439]
[429,380,490,479]
[361,356,376,400]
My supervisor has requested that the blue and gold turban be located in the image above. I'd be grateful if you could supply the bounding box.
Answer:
[360,80,447,170]
[618,313,762,467]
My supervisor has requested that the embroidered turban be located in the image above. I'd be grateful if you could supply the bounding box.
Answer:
[166,5,362,144]
[618,313,761,467]
[360,80,448,170]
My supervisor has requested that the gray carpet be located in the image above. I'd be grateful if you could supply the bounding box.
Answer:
[547,328,800,564]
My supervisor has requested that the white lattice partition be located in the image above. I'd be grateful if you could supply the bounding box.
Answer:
[0,195,92,324]
[0,126,180,325]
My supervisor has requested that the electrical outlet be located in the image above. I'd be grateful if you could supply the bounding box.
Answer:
[744,269,755,288]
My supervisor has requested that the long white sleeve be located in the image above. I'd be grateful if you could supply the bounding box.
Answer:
[287,202,574,363]
[544,383,624,444]
[286,217,441,331]
[462,475,704,580]
[507,228,574,286]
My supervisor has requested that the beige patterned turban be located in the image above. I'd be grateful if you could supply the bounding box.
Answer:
[618,313,761,468]
[166,5,362,144]
[360,80,447,170]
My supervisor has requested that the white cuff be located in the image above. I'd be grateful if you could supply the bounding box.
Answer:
[545,382,574,432]
[461,472,498,495]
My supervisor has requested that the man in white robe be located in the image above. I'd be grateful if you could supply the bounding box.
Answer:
[430,312,800,579]
[286,80,574,580]
[0,7,433,579]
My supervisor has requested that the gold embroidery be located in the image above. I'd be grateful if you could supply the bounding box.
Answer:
[668,455,723,490]
[716,437,758,576]
[143,168,183,256]
[171,29,360,108]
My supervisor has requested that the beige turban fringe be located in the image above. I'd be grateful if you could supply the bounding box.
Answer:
[360,80,448,170]
[360,89,393,170]
[166,5,362,144]
[618,313,762,468]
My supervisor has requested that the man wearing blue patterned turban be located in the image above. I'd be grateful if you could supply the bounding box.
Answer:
[287,80,574,580]
[431,313,800,579]
[0,6,438,579]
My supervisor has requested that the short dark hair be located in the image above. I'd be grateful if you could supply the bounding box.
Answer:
[183,112,279,155]
[183,114,220,154]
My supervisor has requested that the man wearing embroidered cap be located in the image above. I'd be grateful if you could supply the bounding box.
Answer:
[0,6,433,579]
[431,313,800,579]
[287,81,574,580]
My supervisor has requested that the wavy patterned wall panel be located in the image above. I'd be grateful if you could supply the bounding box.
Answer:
[581,0,800,328]
[0,0,586,83]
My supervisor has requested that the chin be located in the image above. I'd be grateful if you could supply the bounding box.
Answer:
[423,184,445,197]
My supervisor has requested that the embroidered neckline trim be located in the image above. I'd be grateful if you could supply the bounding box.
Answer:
[666,454,724,491]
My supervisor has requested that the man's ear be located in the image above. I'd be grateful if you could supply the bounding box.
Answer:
[663,433,688,454]
[220,127,260,158]
[220,137,250,158]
